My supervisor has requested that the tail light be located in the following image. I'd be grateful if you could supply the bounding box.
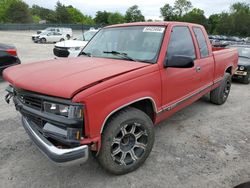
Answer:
[6,49,17,56]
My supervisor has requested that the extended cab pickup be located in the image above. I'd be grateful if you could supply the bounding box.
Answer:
[3,22,238,174]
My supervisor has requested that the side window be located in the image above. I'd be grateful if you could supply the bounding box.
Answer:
[167,26,196,60]
[193,27,209,58]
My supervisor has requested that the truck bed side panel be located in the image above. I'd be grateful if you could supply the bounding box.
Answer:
[212,48,238,83]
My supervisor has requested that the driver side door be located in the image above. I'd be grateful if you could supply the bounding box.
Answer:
[160,25,201,111]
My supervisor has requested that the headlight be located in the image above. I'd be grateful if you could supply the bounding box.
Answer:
[44,101,83,119]
[69,47,80,51]
[239,66,245,71]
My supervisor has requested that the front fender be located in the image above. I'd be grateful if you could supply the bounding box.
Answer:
[73,69,162,138]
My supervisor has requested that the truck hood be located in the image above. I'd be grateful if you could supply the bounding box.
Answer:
[55,40,88,48]
[3,57,149,98]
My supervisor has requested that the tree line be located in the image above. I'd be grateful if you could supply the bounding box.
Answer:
[0,0,249,37]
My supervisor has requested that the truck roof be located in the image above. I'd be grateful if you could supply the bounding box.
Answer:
[105,21,203,29]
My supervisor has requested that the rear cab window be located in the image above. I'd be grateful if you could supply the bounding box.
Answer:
[193,27,209,58]
[166,26,196,61]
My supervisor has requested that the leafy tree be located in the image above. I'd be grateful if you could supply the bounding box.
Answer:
[160,3,177,21]
[0,0,16,22]
[215,13,233,36]
[125,5,145,22]
[230,3,250,36]
[32,15,41,23]
[94,11,111,25]
[174,0,192,17]
[108,12,125,24]
[208,14,221,34]
[231,2,250,13]
[5,0,32,23]
[213,3,250,37]
[82,15,95,25]
[182,8,208,29]
[30,5,57,23]
[67,6,85,23]
[55,1,72,23]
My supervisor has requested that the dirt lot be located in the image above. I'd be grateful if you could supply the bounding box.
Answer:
[0,31,250,188]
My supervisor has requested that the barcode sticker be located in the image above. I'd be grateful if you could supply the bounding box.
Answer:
[143,27,165,33]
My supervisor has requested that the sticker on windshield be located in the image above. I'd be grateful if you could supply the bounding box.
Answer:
[143,27,165,33]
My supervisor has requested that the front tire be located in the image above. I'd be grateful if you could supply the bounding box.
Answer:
[60,38,65,42]
[97,107,155,175]
[40,38,46,43]
[210,73,232,105]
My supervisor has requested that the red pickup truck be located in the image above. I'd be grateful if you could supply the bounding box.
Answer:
[3,22,238,174]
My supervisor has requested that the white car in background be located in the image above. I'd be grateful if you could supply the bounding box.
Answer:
[37,27,72,39]
[53,29,99,57]
[34,31,68,43]
[32,27,73,41]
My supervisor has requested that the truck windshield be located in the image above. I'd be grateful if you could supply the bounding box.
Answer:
[81,26,165,63]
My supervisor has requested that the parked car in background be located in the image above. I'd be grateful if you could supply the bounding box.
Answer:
[34,31,68,43]
[32,30,49,42]
[209,35,246,47]
[36,27,73,39]
[228,45,250,84]
[4,22,238,174]
[0,43,20,74]
[53,29,99,57]
[246,37,250,44]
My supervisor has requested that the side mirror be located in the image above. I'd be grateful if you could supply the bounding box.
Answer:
[164,55,194,68]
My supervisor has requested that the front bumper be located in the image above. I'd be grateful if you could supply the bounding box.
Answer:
[22,116,89,165]
[53,47,70,57]
[234,70,248,76]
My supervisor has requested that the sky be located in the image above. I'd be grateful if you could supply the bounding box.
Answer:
[24,0,250,20]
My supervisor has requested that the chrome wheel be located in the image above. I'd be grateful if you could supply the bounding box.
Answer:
[111,122,148,166]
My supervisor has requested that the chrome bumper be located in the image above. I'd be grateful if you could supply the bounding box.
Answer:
[22,116,89,166]
[234,70,248,76]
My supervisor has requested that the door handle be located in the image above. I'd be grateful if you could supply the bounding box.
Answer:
[196,66,201,72]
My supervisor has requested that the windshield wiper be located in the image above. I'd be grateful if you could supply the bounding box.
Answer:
[239,55,250,59]
[103,51,136,62]
[79,51,91,57]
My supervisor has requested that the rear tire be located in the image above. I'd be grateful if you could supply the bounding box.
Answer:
[66,34,70,40]
[60,38,65,42]
[210,73,232,105]
[97,107,155,175]
[242,74,250,84]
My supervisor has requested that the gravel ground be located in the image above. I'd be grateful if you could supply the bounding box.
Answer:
[0,31,250,188]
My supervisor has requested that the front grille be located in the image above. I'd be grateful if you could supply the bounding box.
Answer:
[53,47,70,57]
[19,95,42,110]
[15,89,43,110]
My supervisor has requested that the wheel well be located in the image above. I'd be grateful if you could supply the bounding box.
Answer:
[102,99,156,133]
[130,99,155,121]
[226,66,232,75]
